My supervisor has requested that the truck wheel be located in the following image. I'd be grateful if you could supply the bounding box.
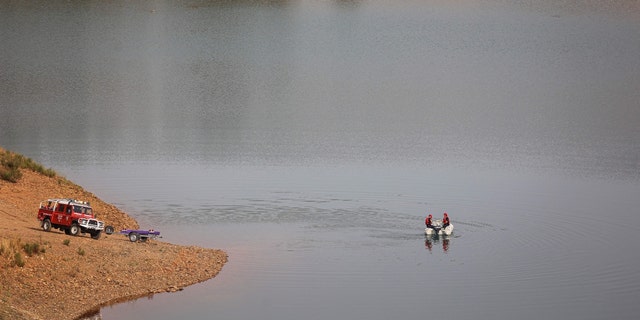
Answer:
[129,232,139,242]
[91,230,101,240]
[105,226,115,235]
[42,219,52,232]
[69,223,80,236]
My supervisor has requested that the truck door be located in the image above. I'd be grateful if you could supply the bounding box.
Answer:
[65,205,72,223]
[54,203,64,223]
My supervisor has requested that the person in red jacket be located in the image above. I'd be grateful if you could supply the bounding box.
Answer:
[442,212,450,229]
[425,214,434,229]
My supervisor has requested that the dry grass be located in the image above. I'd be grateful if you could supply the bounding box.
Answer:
[0,149,56,183]
[0,238,47,268]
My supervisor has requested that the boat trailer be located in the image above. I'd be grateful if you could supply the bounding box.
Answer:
[119,229,161,242]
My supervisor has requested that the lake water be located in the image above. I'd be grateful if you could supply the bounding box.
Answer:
[2,1,640,319]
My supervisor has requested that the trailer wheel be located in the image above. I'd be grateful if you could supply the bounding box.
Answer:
[91,230,102,240]
[129,232,140,242]
[105,226,115,235]
[69,223,80,236]
[42,219,52,232]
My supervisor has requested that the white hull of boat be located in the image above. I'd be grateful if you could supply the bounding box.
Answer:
[425,219,453,236]
[425,225,453,236]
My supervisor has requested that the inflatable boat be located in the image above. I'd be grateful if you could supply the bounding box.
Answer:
[425,219,454,236]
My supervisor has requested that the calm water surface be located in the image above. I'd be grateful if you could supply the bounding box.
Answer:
[1,1,640,319]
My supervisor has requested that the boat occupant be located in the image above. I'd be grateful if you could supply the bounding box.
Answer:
[425,214,434,229]
[442,212,450,229]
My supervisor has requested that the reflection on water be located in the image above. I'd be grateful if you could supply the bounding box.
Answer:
[424,234,451,253]
[2,1,640,320]
[2,0,639,181]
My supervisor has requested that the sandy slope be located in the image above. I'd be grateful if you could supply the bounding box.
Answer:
[0,170,227,320]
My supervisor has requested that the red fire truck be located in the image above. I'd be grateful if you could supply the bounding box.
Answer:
[37,199,105,239]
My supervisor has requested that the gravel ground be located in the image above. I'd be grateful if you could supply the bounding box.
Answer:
[0,170,227,320]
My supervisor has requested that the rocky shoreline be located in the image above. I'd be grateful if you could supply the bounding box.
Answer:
[0,168,227,320]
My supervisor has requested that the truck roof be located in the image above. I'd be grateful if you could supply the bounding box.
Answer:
[45,199,91,207]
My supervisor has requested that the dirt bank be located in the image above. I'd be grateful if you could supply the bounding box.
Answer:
[0,169,227,320]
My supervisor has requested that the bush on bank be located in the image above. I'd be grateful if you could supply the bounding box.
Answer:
[0,148,56,183]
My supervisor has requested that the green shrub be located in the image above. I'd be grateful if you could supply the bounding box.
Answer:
[21,241,46,256]
[63,239,71,246]
[42,167,56,177]
[13,253,25,267]
[0,149,56,182]
[0,166,21,182]
[77,247,85,256]
[22,243,38,256]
